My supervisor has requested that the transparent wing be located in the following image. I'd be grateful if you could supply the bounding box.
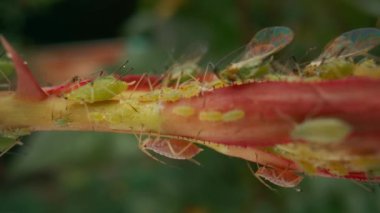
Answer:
[164,43,208,86]
[177,43,208,65]
[243,26,294,60]
[217,27,293,81]
[318,28,380,60]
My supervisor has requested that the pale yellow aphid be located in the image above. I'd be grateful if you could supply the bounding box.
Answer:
[209,79,226,89]
[291,117,352,144]
[179,82,202,98]
[354,59,380,78]
[199,110,223,121]
[138,83,201,103]
[65,76,128,103]
[161,88,182,102]
[138,91,160,102]
[222,109,245,122]
[172,105,195,117]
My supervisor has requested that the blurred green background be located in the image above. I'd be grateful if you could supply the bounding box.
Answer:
[1,0,380,212]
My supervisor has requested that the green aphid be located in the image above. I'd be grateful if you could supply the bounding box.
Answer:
[318,59,354,79]
[65,76,127,103]
[219,26,294,82]
[238,63,271,80]
[306,28,380,77]
[163,62,199,86]
[291,118,352,144]
[354,59,380,78]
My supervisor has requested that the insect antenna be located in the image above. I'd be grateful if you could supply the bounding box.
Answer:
[152,73,165,88]
[128,73,147,98]
[174,70,183,90]
[188,157,201,166]
[197,63,214,95]
[146,74,154,91]
[115,59,130,75]
[202,63,212,83]
[185,71,199,83]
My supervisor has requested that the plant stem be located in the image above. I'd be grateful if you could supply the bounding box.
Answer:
[0,91,161,134]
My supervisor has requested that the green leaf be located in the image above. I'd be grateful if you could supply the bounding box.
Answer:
[0,136,17,156]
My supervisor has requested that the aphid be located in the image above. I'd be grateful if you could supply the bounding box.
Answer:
[254,166,303,188]
[313,28,380,65]
[305,28,380,78]
[172,105,195,117]
[65,75,127,103]
[162,44,207,88]
[139,137,203,164]
[222,109,245,122]
[199,110,223,122]
[219,26,294,82]
[354,58,380,78]
[291,117,352,144]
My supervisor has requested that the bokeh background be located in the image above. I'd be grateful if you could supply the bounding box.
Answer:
[1,0,380,212]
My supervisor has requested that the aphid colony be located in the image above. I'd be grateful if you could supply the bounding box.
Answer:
[1,27,380,189]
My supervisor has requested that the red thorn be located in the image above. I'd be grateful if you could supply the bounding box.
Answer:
[0,36,47,101]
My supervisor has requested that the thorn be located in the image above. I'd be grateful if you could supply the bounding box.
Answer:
[0,36,47,101]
